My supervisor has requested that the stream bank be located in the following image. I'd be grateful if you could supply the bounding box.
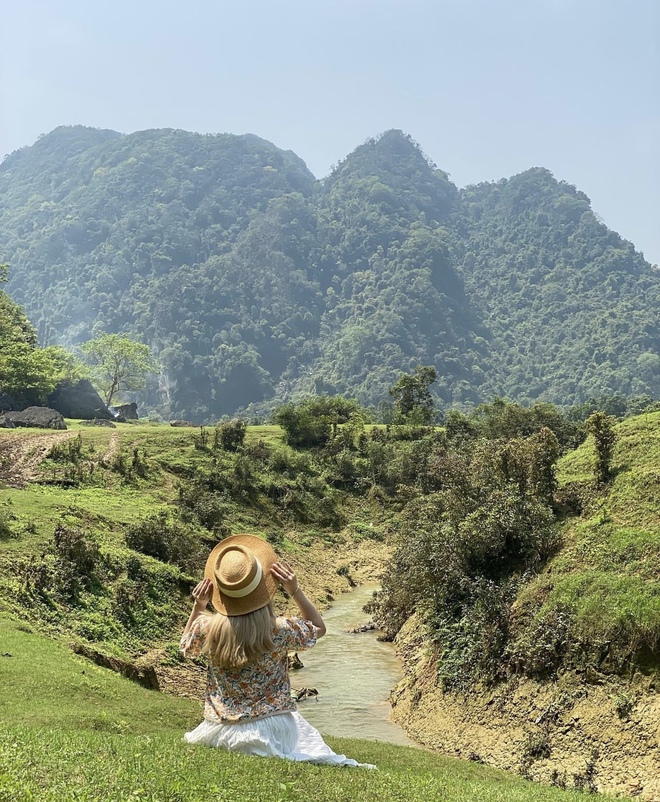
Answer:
[392,614,660,801]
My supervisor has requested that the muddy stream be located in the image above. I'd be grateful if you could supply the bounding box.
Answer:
[292,583,415,747]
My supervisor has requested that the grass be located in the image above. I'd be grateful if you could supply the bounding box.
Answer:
[0,414,655,798]
[0,617,597,802]
[509,410,660,675]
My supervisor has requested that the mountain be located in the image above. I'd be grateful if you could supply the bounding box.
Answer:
[1,126,658,419]
[455,168,660,404]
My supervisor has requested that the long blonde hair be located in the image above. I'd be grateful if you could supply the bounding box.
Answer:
[201,602,276,669]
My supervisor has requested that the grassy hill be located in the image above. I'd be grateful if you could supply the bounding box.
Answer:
[507,410,660,676]
[385,412,660,799]
[1,413,657,799]
[0,616,597,802]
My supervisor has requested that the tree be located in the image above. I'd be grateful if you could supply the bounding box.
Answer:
[81,334,158,406]
[0,266,84,403]
[388,365,438,424]
[586,412,617,484]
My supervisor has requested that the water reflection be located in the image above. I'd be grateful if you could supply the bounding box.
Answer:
[292,583,415,746]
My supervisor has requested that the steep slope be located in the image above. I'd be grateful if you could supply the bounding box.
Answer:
[311,131,491,407]
[0,126,318,418]
[455,169,660,404]
[1,127,659,418]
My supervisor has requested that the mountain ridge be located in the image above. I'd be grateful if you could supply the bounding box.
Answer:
[1,126,657,419]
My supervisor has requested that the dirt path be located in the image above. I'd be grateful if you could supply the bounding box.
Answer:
[102,431,120,466]
[0,431,76,488]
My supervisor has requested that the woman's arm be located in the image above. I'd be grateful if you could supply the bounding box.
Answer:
[181,577,213,639]
[271,560,326,638]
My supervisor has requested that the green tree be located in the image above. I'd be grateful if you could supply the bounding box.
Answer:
[0,266,84,402]
[586,411,617,484]
[81,334,158,406]
[388,365,438,424]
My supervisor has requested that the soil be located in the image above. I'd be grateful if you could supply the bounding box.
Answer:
[391,615,660,801]
[0,431,75,488]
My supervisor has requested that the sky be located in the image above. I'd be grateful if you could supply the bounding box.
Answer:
[2,0,659,265]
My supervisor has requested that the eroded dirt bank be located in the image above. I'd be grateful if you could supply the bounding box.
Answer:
[391,615,660,801]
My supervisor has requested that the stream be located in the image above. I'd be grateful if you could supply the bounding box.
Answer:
[292,583,415,746]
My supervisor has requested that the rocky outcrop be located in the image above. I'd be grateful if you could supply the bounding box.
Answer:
[113,402,138,420]
[170,420,196,427]
[0,392,16,413]
[4,407,67,429]
[0,415,16,428]
[48,379,114,420]
[72,643,159,690]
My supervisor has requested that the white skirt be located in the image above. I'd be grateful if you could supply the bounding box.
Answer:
[184,711,376,769]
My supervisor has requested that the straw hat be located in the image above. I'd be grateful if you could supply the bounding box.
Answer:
[204,534,278,616]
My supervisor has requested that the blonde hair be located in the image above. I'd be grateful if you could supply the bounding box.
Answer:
[201,602,275,669]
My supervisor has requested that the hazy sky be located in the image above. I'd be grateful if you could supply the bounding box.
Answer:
[2,0,659,264]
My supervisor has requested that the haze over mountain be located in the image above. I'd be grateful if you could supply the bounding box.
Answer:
[1,126,658,420]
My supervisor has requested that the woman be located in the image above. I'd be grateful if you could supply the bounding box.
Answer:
[180,534,374,767]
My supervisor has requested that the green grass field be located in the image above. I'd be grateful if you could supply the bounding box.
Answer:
[0,616,598,802]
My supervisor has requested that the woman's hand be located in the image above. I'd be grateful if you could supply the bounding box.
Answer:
[192,577,213,608]
[271,560,298,597]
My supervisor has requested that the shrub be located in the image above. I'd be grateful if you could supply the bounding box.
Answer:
[177,482,229,533]
[53,524,99,576]
[0,506,17,540]
[273,403,331,448]
[125,511,203,569]
[214,418,247,452]
[586,412,617,484]
[368,430,561,684]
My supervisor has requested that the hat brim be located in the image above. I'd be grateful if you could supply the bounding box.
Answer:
[204,534,278,616]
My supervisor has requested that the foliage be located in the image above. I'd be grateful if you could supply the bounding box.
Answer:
[368,431,560,686]
[81,333,158,406]
[585,412,617,483]
[273,401,333,448]
[214,418,247,451]
[125,510,204,569]
[0,268,84,403]
[2,127,657,419]
[388,365,438,424]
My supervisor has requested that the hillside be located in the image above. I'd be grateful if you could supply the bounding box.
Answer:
[1,127,658,419]
[377,410,660,800]
[0,414,638,801]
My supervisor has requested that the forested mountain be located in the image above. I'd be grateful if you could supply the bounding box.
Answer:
[455,170,660,404]
[1,126,658,419]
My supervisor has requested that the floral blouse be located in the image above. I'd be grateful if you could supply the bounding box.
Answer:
[179,616,318,723]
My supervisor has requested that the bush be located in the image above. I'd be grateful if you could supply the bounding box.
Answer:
[273,403,332,448]
[53,524,99,576]
[125,511,203,569]
[177,482,229,533]
[368,430,561,684]
[214,418,247,451]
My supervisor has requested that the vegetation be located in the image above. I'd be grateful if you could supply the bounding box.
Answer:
[0,617,599,802]
[81,333,158,406]
[0,401,654,798]
[388,365,438,424]
[369,409,660,687]
[0,265,82,406]
[1,127,657,420]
